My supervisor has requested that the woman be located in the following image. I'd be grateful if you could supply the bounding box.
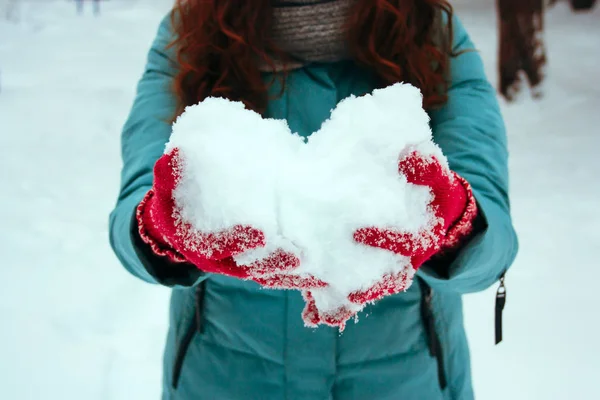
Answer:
[497,0,546,100]
[109,1,518,399]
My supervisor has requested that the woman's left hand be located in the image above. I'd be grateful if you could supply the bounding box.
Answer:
[301,149,478,329]
[351,149,478,304]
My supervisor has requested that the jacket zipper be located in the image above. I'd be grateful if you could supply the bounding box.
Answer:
[495,272,507,345]
[418,278,447,390]
[172,282,206,389]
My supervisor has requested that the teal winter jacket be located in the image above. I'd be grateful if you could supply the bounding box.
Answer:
[109,13,518,400]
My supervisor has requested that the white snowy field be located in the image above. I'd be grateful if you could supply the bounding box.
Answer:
[0,1,598,399]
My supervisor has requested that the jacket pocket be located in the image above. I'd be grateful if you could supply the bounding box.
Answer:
[172,281,206,389]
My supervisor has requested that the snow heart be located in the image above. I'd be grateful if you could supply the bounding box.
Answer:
[166,83,447,328]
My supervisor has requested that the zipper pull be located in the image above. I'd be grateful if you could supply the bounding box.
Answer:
[495,273,506,345]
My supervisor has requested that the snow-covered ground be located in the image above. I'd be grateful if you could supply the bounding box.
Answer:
[0,1,598,399]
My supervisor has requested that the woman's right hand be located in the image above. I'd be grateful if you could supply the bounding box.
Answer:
[136,148,324,289]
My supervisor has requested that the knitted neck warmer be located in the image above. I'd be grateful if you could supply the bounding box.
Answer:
[261,0,356,71]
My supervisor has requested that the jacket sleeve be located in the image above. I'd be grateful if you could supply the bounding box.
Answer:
[417,16,519,293]
[108,15,204,287]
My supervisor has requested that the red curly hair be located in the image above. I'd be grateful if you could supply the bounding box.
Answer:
[170,0,454,116]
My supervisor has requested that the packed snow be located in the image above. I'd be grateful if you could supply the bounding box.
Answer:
[170,84,440,319]
[1,1,599,399]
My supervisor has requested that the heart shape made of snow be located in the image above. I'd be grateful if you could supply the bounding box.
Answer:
[166,83,446,322]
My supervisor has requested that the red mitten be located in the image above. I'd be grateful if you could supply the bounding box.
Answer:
[351,150,478,304]
[301,291,358,329]
[237,250,327,290]
[137,148,323,288]
[300,265,416,329]
[300,150,477,329]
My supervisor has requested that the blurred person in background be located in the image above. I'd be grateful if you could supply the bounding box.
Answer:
[3,0,21,22]
[496,0,597,101]
[75,0,100,16]
[109,0,518,399]
[497,0,547,100]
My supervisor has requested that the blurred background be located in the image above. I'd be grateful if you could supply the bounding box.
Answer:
[0,0,598,399]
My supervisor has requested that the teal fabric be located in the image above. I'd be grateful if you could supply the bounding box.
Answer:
[109,14,518,400]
